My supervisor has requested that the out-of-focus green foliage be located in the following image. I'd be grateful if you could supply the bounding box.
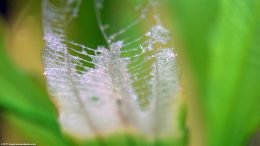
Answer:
[0,18,73,146]
[169,0,260,145]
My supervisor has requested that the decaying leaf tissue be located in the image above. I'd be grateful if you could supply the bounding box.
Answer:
[43,0,182,141]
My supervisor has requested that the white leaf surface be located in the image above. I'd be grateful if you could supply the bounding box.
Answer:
[43,0,181,139]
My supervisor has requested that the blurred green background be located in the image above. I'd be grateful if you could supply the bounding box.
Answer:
[0,0,259,146]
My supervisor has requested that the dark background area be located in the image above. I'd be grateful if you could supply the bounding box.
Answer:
[0,0,9,21]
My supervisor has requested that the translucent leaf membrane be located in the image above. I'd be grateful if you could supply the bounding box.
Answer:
[43,0,182,142]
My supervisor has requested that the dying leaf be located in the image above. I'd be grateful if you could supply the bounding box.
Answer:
[42,0,182,142]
